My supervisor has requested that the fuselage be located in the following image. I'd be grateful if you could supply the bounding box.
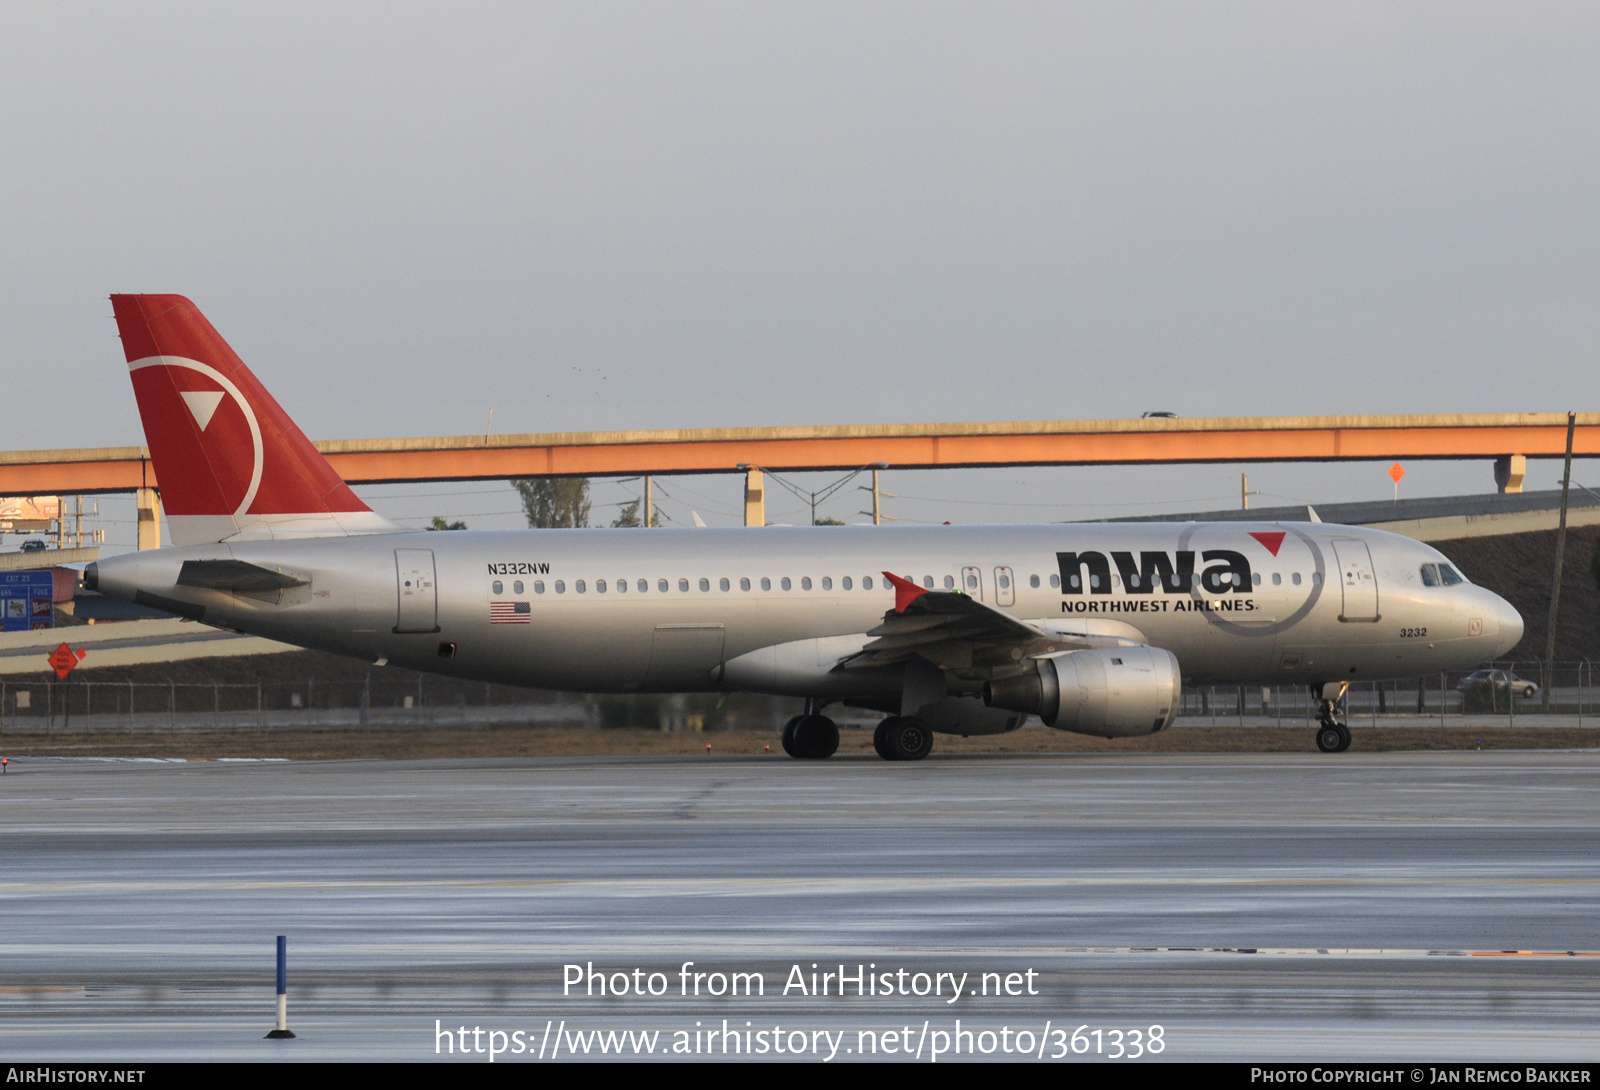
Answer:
[90,521,1522,700]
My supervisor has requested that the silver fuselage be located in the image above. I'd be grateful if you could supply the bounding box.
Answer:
[90,522,1522,703]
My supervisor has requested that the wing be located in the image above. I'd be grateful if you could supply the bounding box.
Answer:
[836,571,1148,678]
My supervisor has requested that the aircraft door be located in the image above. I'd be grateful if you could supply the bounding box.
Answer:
[994,566,1015,607]
[1332,539,1379,622]
[961,566,984,601]
[394,549,439,633]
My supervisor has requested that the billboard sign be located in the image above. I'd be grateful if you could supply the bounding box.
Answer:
[1,571,54,632]
[0,496,59,533]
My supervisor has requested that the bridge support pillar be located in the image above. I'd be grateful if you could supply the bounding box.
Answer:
[744,468,764,527]
[1494,454,1526,494]
[135,488,162,550]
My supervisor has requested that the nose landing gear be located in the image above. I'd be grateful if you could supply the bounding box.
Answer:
[1313,683,1352,753]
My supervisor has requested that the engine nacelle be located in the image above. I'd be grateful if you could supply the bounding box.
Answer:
[983,646,1181,737]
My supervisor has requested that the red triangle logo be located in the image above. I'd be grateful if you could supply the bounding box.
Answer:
[1248,531,1285,557]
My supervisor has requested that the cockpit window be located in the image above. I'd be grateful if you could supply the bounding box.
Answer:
[1420,564,1438,587]
[1439,564,1465,585]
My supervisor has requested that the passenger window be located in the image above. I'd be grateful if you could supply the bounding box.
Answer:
[1251,573,1261,587]
[923,575,934,589]
[820,577,830,590]
[1271,573,1281,586]
[782,577,792,590]
[966,573,978,590]
[1440,564,1465,585]
[863,576,874,590]
[576,580,586,594]
[597,580,607,593]
[534,581,545,594]
[513,580,524,594]
[1049,574,1060,589]
[719,577,730,591]
[801,577,811,590]
[842,577,853,590]
[555,580,566,594]
[1071,575,1081,589]
[1292,572,1302,586]
[944,575,955,589]
[615,579,626,593]
[740,577,751,591]
[1312,572,1322,586]
[761,577,772,591]
[492,581,503,595]
[1029,574,1040,589]
[1090,575,1100,589]
[656,579,666,592]
[699,578,710,592]
[1420,564,1439,587]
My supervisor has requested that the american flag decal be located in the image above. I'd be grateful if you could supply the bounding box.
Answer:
[489,601,532,624]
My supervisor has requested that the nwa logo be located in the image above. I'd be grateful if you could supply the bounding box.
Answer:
[1055,533,1284,615]
[1057,549,1253,595]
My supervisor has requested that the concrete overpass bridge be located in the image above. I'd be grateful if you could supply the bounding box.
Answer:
[1,412,1593,547]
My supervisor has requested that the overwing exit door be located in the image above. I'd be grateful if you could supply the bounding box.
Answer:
[395,549,439,633]
[960,566,984,601]
[1332,539,1379,622]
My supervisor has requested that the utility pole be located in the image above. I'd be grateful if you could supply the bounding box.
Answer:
[1542,411,1576,711]
[1241,473,1258,511]
[644,476,653,528]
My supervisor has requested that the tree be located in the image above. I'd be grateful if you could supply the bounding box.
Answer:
[612,499,641,528]
[813,517,845,526]
[512,478,590,528]
[611,498,665,528]
[427,516,467,531]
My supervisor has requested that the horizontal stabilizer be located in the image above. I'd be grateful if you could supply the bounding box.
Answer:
[176,559,310,592]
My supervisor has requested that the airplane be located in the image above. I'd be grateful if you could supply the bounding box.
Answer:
[85,295,1524,760]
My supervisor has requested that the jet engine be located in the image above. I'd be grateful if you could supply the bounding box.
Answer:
[982,646,1181,737]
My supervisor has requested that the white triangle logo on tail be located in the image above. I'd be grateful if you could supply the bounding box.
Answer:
[180,390,225,431]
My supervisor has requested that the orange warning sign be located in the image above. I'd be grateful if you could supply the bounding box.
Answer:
[1388,462,1405,484]
[47,642,86,680]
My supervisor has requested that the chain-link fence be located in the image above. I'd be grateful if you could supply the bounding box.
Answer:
[2,662,1593,735]
[1177,661,1600,727]
[0,676,794,735]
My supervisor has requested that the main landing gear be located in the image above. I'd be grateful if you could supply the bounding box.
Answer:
[873,716,934,762]
[779,702,937,761]
[1314,683,1352,753]
[781,699,839,759]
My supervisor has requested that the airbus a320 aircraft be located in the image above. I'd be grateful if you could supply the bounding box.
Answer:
[86,296,1523,759]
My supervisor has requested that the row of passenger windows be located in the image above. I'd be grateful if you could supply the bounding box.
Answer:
[488,570,1329,596]
[491,575,885,596]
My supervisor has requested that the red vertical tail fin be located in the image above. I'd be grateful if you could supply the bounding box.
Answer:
[111,294,400,545]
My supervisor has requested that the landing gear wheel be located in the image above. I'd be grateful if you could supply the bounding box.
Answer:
[1315,724,1344,753]
[1333,723,1351,752]
[792,714,839,759]
[873,720,896,761]
[878,716,934,761]
[781,716,803,758]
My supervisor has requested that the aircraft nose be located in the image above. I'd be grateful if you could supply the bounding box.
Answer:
[1493,594,1524,657]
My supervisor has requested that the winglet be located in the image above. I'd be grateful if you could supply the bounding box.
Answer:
[882,571,928,612]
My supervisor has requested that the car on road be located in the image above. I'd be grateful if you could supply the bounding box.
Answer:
[18,540,46,553]
[1456,669,1539,699]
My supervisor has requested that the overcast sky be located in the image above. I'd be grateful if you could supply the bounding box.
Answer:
[3,3,1597,544]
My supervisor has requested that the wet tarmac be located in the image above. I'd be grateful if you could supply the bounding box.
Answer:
[1,752,1596,1061]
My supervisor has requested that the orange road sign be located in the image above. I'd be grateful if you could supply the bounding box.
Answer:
[47,642,86,680]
